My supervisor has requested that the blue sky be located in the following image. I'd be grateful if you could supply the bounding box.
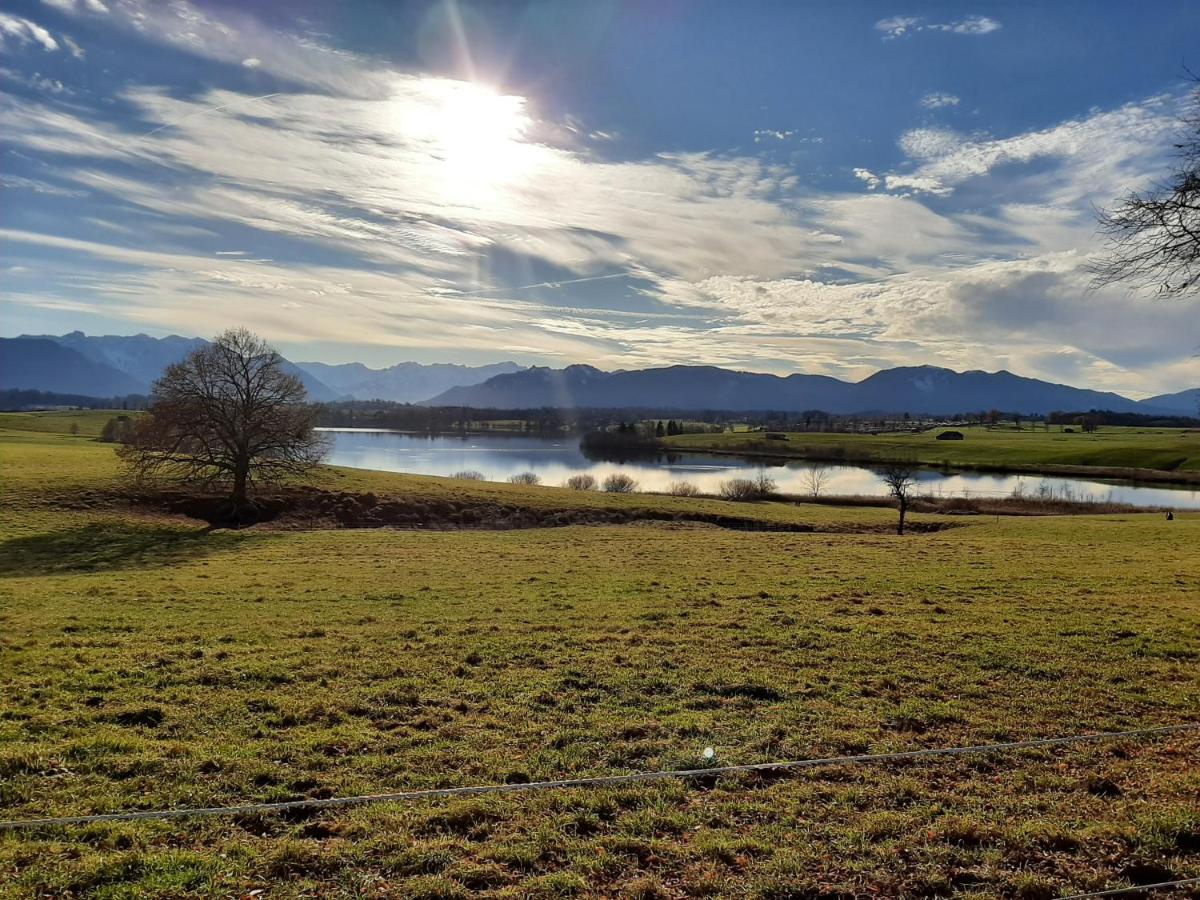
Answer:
[1,0,1197,395]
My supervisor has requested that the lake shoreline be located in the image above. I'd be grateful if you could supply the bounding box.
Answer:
[658,440,1200,488]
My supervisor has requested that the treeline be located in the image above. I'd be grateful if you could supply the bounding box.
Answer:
[1046,409,1199,428]
[0,389,149,412]
[315,401,783,433]
[312,401,915,433]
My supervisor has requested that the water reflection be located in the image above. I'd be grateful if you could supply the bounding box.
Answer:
[318,429,1200,509]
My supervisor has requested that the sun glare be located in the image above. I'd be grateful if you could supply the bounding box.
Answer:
[402,79,540,208]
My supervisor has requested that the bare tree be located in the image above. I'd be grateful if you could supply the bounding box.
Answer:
[881,461,919,535]
[804,463,831,499]
[509,471,541,485]
[1090,76,1200,297]
[119,329,327,511]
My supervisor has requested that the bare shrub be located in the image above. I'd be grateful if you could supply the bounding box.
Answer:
[602,472,639,493]
[564,474,597,491]
[720,469,775,501]
[667,480,701,497]
[451,470,486,481]
[508,472,541,485]
[719,478,759,501]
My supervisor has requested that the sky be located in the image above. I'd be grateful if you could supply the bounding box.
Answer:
[1,0,1198,397]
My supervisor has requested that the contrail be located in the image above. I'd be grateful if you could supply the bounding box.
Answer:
[139,92,281,140]
[445,272,632,296]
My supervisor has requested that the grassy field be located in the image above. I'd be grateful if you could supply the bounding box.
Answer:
[1,415,1198,898]
[664,425,1200,482]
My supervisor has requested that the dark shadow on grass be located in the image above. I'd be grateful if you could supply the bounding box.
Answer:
[0,522,258,577]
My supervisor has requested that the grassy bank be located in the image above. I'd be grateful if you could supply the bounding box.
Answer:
[1,415,1198,898]
[663,425,1200,484]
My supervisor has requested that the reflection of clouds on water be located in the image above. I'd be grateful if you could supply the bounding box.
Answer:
[318,430,1200,510]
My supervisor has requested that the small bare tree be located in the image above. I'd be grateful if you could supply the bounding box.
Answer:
[119,329,327,511]
[564,473,597,491]
[1090,76,1199,297]
[881,461,919,535]
[804,463,831,499]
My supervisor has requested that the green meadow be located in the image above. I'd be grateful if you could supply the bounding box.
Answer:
[664,425,1200,482]
[1,414,1197,898]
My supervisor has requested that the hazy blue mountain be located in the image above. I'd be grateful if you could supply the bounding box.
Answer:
[12,332,341,401]
[275,361,342,402]
[426,363,1154,415]
[296,360,524,403]
[1141,388,1200,415]
[34,331,207,390]
[0,337,147,397]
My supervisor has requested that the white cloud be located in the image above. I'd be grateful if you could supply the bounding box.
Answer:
[898,126,965,160]
[881,174,952,196]
[40,0,108,12]
[754,128,795,142]
[875,16,921,38]
[929,15,1000,35]
[920,92,960,109]
[876,14,1001,39]
[0,66,72,94]
[241,57,260,68]
[0,13,60,52]
[853,168,881,189]
[42,0,395,97]
[62,35,84,58]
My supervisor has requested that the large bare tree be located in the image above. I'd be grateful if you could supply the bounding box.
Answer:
[1090,76,1200,297]
[119,329,328,510]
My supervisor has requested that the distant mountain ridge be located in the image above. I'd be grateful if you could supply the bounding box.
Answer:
[1,332,1193,415]
[6,332,342,401]
[428,363,1190,417]
[1,333,518,404]
[0,337,148,397]
[1142,388,1200,415]
[294,360,524,403]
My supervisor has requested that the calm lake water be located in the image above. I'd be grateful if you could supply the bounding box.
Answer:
[319,429,1200,510]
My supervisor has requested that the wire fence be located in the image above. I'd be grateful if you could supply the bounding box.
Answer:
[3,722,1194,831]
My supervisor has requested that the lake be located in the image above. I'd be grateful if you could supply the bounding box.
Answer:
[318,429,1200,509]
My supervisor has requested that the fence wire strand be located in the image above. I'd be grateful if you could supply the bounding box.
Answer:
[1,722,1194,831]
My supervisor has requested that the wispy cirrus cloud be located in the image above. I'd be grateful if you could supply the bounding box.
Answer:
[0,12,60,51]
[919,92,960,109]
[875,14,1000,39]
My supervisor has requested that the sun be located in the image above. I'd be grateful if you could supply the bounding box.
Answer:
[402,79,540,208]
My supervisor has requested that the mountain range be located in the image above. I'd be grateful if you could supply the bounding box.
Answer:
[428,363,1199,417]
[0,333,521,404]
[1,332,1196,416]
[295,360,524,403]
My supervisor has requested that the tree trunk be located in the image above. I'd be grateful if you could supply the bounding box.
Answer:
[231,461,249,506]
[897,502,906,536]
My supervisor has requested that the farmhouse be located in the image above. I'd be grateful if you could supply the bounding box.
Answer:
[936,430,965,440]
